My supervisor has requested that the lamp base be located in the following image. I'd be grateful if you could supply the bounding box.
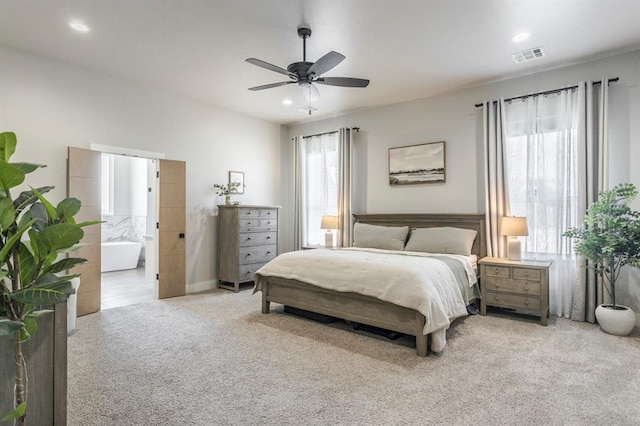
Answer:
[507,238,522,261]
[324,230,334,248]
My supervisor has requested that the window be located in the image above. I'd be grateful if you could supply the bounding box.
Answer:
[504,92,580,257]
[301,132,339,245]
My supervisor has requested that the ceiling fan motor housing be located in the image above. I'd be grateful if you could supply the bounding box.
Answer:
[297,26,312,39]
[287,62,314,83]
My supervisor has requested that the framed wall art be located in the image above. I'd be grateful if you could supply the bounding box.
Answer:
[228,171,245,194]
[388,141,446,185]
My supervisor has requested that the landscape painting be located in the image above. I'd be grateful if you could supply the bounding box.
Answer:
[389,141,446,185]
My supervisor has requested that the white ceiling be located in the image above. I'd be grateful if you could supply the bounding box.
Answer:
[1,0,639,125]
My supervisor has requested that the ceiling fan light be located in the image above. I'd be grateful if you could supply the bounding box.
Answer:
[301,83,320,103]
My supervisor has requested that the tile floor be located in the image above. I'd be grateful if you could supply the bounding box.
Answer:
[101,267,155,310]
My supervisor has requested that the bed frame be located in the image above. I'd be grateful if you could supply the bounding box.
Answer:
[259,213,486,356]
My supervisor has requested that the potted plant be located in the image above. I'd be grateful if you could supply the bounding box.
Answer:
[0,132,94,424]
[564,182,640,336]
[213,181,241,205]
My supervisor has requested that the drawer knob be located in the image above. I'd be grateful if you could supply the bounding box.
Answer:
[267,236,271,239]
[524,271,529,276]
[495,296,500,301]
[524,300,529,305]
[267,251,272,254]
[495,283,499,288]
[525,286,529,291]
[495,268,499,274]
[246,253,251,257]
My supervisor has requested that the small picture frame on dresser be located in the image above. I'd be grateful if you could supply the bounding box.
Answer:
[229,171,244,194]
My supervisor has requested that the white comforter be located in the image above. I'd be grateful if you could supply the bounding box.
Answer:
[254,247,476,352]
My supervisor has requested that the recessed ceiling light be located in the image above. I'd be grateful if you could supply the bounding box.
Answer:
[512,32,530,42]
[69,21,90,33]
[282,99,293,105]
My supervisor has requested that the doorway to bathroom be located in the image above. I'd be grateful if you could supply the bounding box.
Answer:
[100,153,157,310]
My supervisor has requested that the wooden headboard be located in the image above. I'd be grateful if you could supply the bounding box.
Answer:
[353,213,486,258]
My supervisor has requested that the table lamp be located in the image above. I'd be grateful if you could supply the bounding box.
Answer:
[321,215,338,248]
[501,216,528,261]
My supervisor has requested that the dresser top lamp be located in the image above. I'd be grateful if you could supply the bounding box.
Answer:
[321,215,338,248]
[501,216,528,261]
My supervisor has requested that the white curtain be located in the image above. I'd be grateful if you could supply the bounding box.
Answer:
[503,89,580,318]
[501,79,610,321]
[337,128,353,247]
[292,132,339,247]
[483,99,510,258]
[572,79,610,322]
[292,135,305,250]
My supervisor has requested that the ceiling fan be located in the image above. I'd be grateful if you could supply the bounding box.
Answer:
[246,25,369,112]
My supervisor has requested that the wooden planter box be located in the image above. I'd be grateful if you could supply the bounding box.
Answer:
[0,303,67,424]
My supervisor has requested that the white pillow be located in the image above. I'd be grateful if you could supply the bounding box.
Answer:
[405,227,477,255]
[352,223,409,251]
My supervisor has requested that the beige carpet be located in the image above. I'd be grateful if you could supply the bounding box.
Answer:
[68,289,640,425]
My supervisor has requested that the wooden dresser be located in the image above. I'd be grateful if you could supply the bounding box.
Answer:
[217,205,279,292]
[479,257,551,325]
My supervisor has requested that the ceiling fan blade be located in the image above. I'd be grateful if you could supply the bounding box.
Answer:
[315,77,370,88]
[307,51,345,76]
[248,81,295,91]
[246,58,292,76]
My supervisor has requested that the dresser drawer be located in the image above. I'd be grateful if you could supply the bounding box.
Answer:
[483,278,541,296]
[259,209,277,218]
[485,291,541,310]
[239,245,277,265]
[238,209,261,218]
[512,267,541,282]
[484,265,511,279]
[238,262,268,282]
[239,231,276,246]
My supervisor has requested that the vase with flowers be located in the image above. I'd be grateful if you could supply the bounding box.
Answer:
[214,181,241,205]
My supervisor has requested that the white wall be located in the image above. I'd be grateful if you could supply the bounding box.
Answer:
[284,49,640,322]
[0,46,282,293]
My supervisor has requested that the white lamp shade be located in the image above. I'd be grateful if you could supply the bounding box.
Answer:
[501,216,529,237]
[321,215,338,230]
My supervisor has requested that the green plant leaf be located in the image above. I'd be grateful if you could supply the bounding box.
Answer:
[75,220,103,228]
[10,286,71,305]
[0,132,17,162]
[0,220,34,264]
[56,197,81,220]
[0,196,15,230]
[13,185,54,213]
[28,228,48,261]
[38,223,84,251]
[23,201,48,232]
[17,242,37,287]
[12,162,46,174]
[0,159,26,191]
[1,401,26,422]
[43,257,87,274]
[20,315,38,342]
[30,186,57,222]
[0,318,25,336]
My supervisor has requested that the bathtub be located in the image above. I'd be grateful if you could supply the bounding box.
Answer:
[101,241,142,272]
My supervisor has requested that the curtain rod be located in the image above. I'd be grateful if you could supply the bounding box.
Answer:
[474,77,619,108]
[294,127,360,140]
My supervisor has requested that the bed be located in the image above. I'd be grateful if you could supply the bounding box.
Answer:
[254,213,486,356]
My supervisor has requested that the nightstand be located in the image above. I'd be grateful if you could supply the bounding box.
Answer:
[479,257,551,325]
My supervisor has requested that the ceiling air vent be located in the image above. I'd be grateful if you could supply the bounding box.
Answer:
[512,46,545,64]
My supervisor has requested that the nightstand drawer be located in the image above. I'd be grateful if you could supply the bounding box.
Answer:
[512,268,541,281]
[484,265,511,278]
[260,209,277,218]
[485,291,541,310]
[483,278,541,296]
[238,209,261,217]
